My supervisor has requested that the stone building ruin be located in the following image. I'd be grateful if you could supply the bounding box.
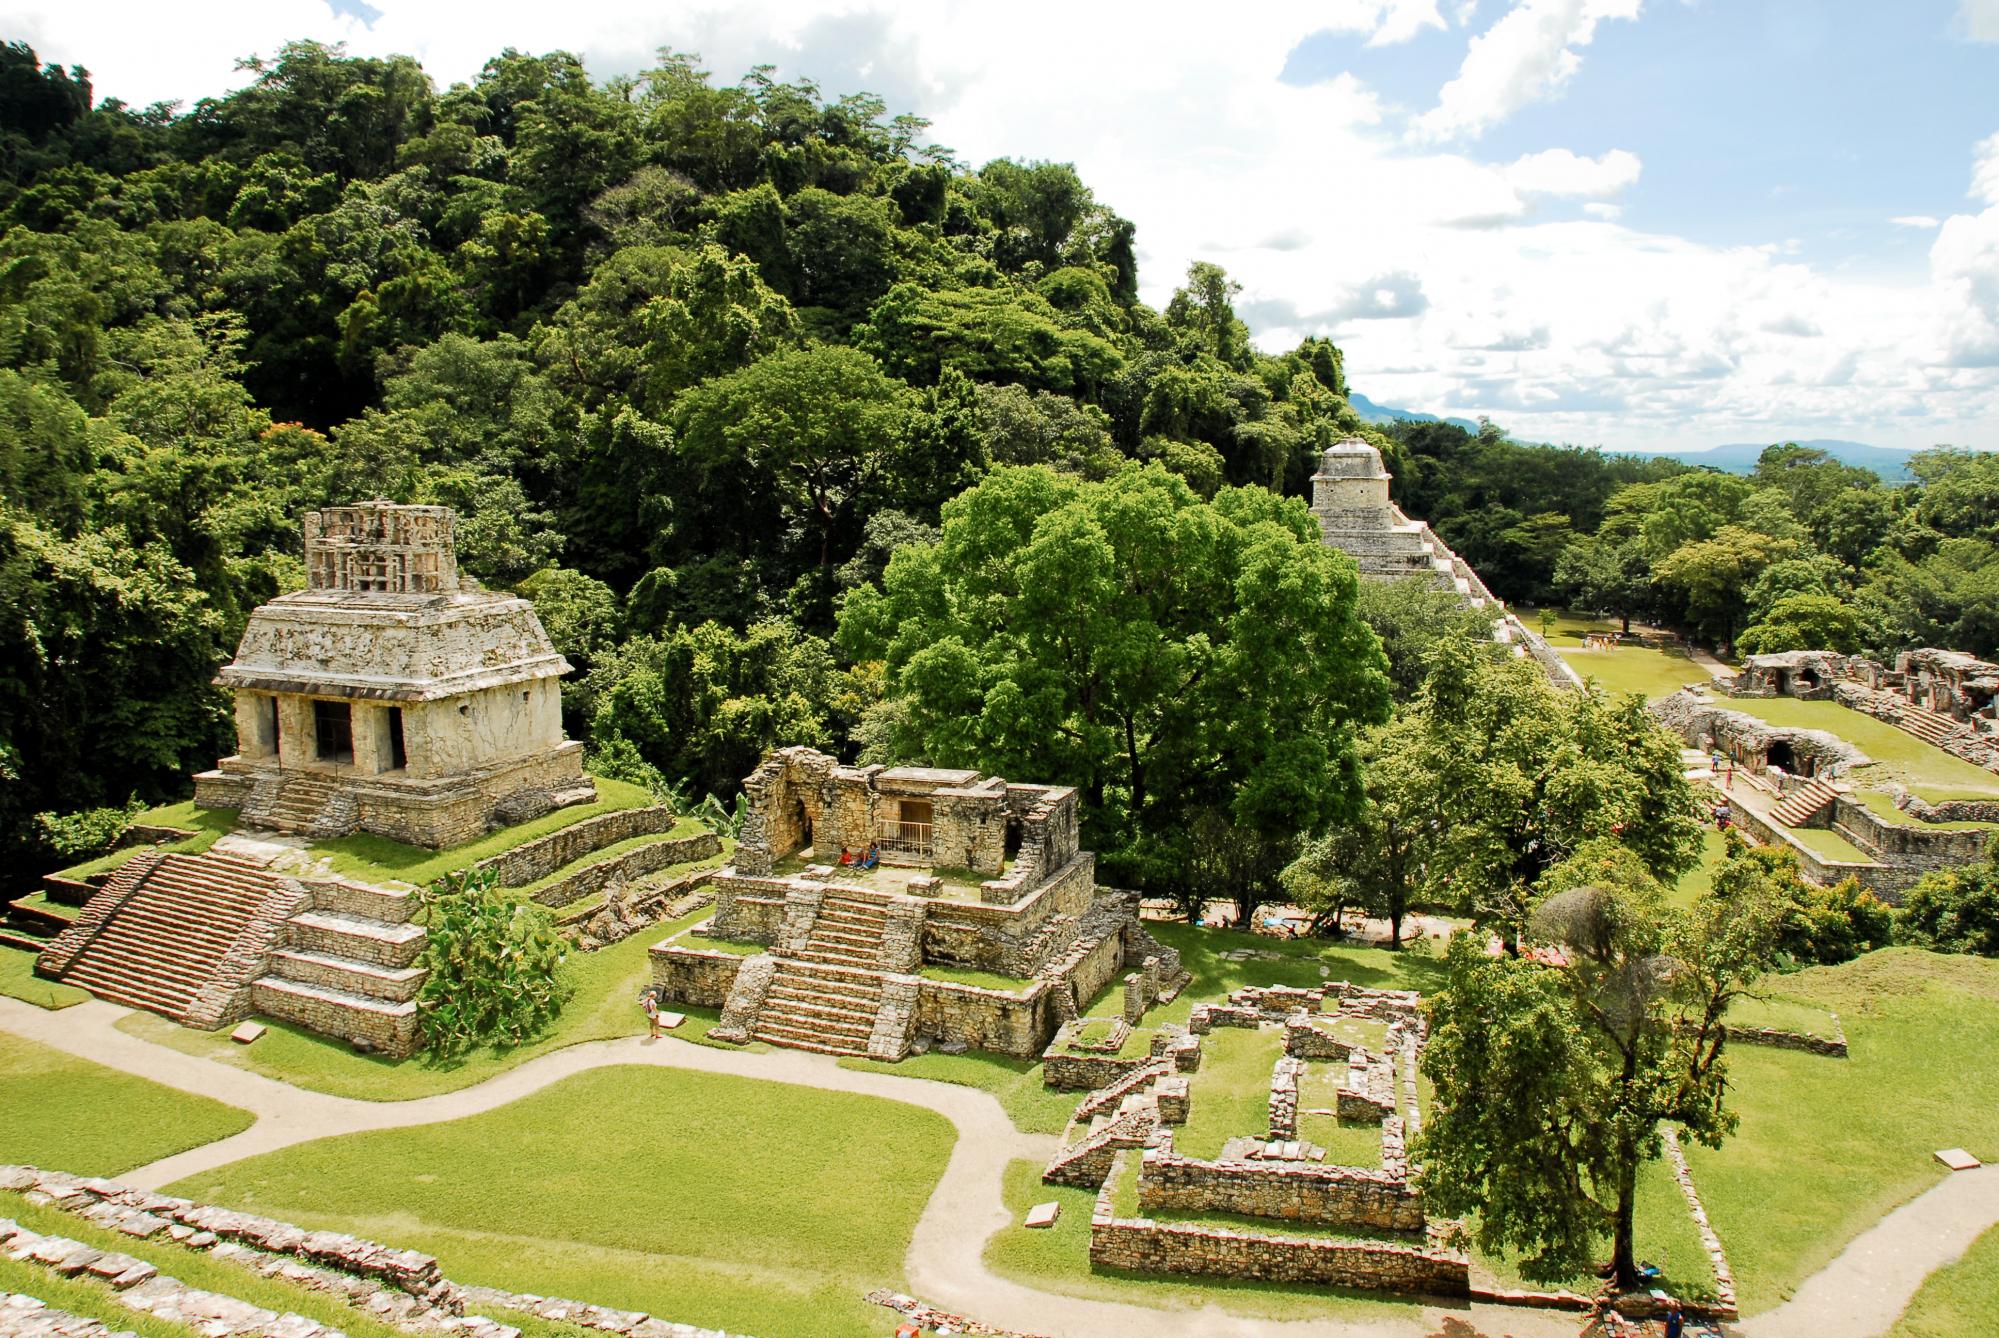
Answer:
[650,746,1185,1061]
[194,502,596,848]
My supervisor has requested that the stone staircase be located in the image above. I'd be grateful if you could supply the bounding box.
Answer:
[794,893,889,968]
[1894,702,1970,749]
[754,959,885,1055]
[252,883,425,1057]
[1769,777,1842,828]
[37,852,297,1027]
[240,772,356,840]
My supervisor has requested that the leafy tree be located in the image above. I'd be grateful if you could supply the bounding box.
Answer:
[517,566,621,669]
[1411,639,1704,940]
[838,462,1390,895]
[1553,530,1651,633]
[1418,859,1785,1288]
[1351,576,1495,701]
[1288,714,1432,946]
[1737,592,1866,656]
[1652,524,1795,649]
[1898,850,1999,956]
[1709,834,1891,965]
[413,867,573,1058]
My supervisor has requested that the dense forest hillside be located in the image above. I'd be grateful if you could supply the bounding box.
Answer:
[4,39,1996,896]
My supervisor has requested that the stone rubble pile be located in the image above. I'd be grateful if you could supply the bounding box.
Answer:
[0,1168,753,1338]
[862,1289,1049,1338]
[0,1293,137,1338]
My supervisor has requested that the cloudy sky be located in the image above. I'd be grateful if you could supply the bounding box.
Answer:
[13,0,1999,452]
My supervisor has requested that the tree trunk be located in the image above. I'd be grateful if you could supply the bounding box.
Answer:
[1611,1154,1640,1291]
[1388,904,1404,951]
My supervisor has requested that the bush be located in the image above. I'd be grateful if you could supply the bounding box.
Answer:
[33,800,140,861]
[1713,836,1891,966]
[413,868,574,1058]
[1897,858,1999,957]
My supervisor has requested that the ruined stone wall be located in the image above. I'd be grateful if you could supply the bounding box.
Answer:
[1831,796,1992,868]
[1137,1149,1423,1231]
[519,832,722,908]
[919,854,1094,972]
[648,944,744,1008]
[707,873,789,942]
[1044,1048,1154,1090]
[914,979,1057,1057]
[1091,1155,1466,1297]
[473,807,681,885]
[931,783,1007,873]
[733,747,836,875]
[818,770,878,856]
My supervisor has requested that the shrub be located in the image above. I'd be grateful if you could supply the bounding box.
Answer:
[413,868,573,1058]
[34,800,141,861]
[1897,858,1999,957]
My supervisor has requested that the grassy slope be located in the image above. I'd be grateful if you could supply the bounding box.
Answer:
[0,1032,252,1176]
[110,897,739,1101]
[0,944,88,1009]
[1715,698,1999,798]
[1889,1222,1999,1338]
[1541,613,1714,702]
[1672,827,1731,908]
[308,778,655,887]
[168,1065,955,1338]
[1683,949,1999,1315]
[1174,1025,1280,1159]
[52,802,237,881]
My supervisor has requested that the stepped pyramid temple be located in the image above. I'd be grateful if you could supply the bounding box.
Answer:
[1310,438,1498,607]
[1312,437,1580,686]
[27,503,685,1059]
[193,502,596,847]
[650,746,1187,1060]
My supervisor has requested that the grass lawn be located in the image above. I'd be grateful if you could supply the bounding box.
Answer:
[0,943,89,1009]
[51,802,238,881]
[685,932,768,956]
[0,1032,253,1175]
[1716,698,1999,798]
[169,1065,956,1338]
[1728,993,1844,1039]
[1089,920,1448,1029]
[306,778,656,887]
[839,1049,1082,1135]
[918,962,1032,992]
[1787,824,1877,864]
[1296,1065,1386,1167]
[1540,613,1714,702]
[1671,827,1732,908]
[1889,1221,1999,1337]
[10,891,77,920]
[1849,790,1999,831]
[1682,949,1999,1315]
[1175,1025,1282,1158]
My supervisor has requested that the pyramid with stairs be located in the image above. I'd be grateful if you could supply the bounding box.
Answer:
[713,888,921,1059]
[35,850,299,1028]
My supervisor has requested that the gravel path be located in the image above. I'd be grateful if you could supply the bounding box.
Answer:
[7,994,1993,1337]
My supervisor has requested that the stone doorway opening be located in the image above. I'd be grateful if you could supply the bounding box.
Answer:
[313,700,353,765]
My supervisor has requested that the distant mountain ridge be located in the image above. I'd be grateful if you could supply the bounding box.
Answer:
[1348,393,1943,483]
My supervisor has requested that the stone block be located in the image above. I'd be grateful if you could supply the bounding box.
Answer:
[1935,1147,1982,1171]
[230,1022,266,1045]
[1024,1202,1061,1229]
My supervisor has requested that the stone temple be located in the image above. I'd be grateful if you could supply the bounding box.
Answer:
[194,503,595,848]
[1310,439,1497,606]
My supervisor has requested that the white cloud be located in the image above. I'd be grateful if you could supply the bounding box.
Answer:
[1413,0,1643,142]
[1959,0,1999,42]
[12,0,1997,452]
[1506,146,1641,197]
[1892,215,1943,229]
[1325,0,1449,45]
[1973,131,1999,207]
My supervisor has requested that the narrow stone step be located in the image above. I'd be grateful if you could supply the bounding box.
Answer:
[267,949,426,1003]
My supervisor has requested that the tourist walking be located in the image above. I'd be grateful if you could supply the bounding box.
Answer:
[641,987,663,1040]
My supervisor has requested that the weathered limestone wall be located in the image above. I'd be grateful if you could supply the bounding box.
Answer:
[648,944,744,1007]
[1135,1148,1424,1232]
[1091,1155,1466,1297]
[930,779,1007,873]
[518,832,722,909]
[913,979,1056,1057]
[1044,1048,1154,1091]
[473,806,680,886]
[1830,797,1992,866]
[917,853,1095,973]
[707,873,788,943]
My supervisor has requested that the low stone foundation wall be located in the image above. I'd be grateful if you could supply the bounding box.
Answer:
[1043,1047,1153,1091]
[1092,1157,1466,1297]
[648,944,745,1009]
[475,806,683,886]
[1135,1147,1424,1232]
[524,832,721,908]
[1725,1024,1848,1057]
[914,978,1056,1058]
[707,874,788,944]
